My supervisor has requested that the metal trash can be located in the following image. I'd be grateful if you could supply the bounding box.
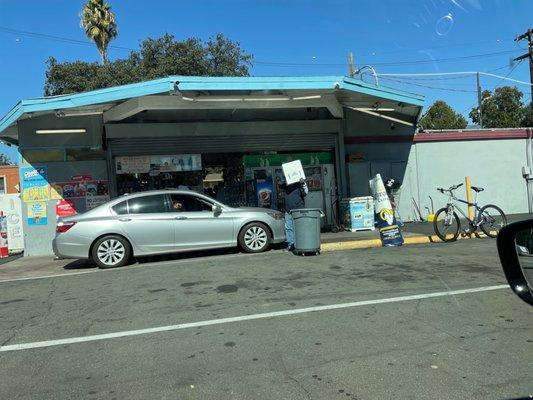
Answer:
[291,208,324,255]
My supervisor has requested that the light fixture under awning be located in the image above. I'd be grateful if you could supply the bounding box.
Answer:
[36,129,87,134]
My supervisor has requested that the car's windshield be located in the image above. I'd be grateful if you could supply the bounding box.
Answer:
[1,1,532,399]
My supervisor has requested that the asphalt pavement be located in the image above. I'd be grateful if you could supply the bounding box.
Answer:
[1,239,532,400]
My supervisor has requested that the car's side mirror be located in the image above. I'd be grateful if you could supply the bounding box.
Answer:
[212,204,222,215]
[497,219,533,306]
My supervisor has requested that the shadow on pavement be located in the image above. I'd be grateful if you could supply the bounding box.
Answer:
[63,259,97,270]
[63,243,287,270]
[0,253,24,266]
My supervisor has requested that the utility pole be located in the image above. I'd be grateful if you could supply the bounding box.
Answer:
[514,28,533,111]
[515,29,533,213]
[348,52,355,78]
[476,72,483,128]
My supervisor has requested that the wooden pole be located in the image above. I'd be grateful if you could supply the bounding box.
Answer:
[465,176,474,220]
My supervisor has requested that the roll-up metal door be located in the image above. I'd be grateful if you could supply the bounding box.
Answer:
[108,133,337,156]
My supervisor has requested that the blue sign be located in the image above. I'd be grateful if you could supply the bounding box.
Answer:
[20,166,48,189]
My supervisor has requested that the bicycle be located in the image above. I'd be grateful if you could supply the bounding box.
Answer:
[433,183,507,242]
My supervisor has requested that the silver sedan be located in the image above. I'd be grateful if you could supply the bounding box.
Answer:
[53,190,286,268]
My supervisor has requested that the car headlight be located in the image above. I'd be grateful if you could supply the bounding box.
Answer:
[268,211,284,220]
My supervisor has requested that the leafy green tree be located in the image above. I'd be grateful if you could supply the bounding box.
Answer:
[469,86,526,128]
[44,57,140,96]
[522,102,533,127]
[0,154,13,166]
[419,100,468,130]
[44,34,253,96]
[80,0,118,64]
[137,35,210,78]
[206,34,253,76]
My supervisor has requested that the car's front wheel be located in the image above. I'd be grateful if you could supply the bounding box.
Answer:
[91,235,131,269]
[239,222,271,253]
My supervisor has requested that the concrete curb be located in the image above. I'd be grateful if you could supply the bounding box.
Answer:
[321,231,490,252]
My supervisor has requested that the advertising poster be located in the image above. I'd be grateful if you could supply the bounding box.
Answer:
[71,175,92,182]
[51,180,109,199]
[22,185,50,202]
[152,154,202,172]
[116,155,202,174]
[27,201,48,226]
[369,174,403,247]
[303,167,322,191]
[256,178,275,209]
[20,166,50,202]
[86,195,110,210]
[50,183,63,200]
[56,199,77,218]
[116,156,151,174]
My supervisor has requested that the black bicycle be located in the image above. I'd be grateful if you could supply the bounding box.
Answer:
[433,183,507,242]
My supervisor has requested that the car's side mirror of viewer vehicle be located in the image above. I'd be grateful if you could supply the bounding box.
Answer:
[497,219,533,306]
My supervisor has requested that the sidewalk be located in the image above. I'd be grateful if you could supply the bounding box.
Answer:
[321,212,532,252]
[321,220,435,245]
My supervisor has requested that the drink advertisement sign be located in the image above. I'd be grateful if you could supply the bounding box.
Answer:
[256,178,276,209]
[56,199,77,218]
[369,174,403,247]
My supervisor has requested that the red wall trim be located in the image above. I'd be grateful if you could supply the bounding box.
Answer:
[344,129,531,144]
[344,135,414,144]
[414,129,529,142]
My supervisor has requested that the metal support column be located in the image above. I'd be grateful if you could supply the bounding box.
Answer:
[337,112,348,199]
[104,126,118,198]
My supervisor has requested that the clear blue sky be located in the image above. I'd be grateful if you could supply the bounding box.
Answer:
[0,0,532,162]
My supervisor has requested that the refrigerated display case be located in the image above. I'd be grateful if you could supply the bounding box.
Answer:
[245,163,335,228]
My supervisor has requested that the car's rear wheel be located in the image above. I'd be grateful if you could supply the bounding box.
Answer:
[91,235,131,269]
[239,222,271,253]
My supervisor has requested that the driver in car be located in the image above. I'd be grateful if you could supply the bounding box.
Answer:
[172,200,184,211]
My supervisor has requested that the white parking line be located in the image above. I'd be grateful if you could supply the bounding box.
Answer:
[0,284,508,352]
[0,270,98,283]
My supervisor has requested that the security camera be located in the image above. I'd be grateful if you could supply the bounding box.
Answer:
[390,122,396,130]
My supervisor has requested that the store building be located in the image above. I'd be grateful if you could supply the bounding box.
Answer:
[0,76,424,255]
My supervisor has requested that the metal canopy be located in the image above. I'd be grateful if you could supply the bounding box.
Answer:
[0,75,425,140]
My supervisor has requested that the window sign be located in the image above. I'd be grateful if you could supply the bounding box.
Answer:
[116,156,151,174]
[115,155,202,174]
[20,166,50,202]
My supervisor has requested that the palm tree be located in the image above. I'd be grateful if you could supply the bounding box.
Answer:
[80,0,118,64]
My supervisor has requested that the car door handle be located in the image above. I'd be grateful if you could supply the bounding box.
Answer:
[118,218,132,222]
[175,216,188,220]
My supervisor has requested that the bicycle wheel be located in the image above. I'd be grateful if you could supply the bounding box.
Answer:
[433,207,460,242]
[479,204,507,238]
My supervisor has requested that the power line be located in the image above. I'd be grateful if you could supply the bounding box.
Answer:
[376,64,513,81]
[353,38,514,58]
[489,60,523,90]
[0,24,514,60]
[255,49,521,67]
[0,25,523,70]
[0,26,134,52]
[377,76,478,93]
[376,69,533,86]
